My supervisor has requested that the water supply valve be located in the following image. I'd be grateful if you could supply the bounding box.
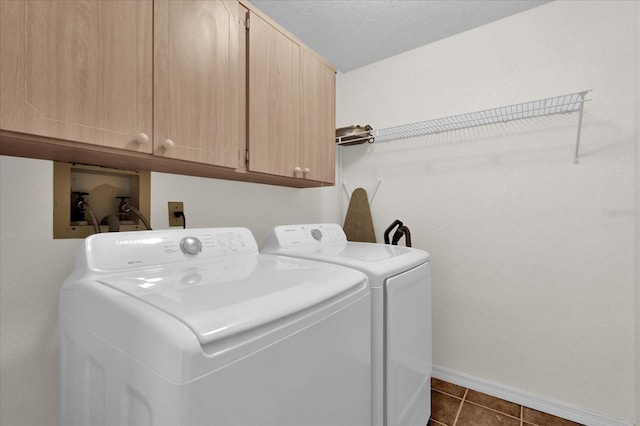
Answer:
[71,192,90,224]
[117,196,131,222]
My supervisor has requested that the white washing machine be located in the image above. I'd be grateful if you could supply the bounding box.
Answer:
[59,227,371,426]
[262,223,432,426]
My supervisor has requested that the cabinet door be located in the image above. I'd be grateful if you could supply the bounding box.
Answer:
[301,50,336,184]
[0,1,153,152]
[154,1,240,168]
[247,11,300,178]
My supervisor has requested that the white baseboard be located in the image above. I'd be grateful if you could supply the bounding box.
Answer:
[432,365,635,426]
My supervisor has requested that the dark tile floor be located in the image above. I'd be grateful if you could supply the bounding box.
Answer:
[429,378,584,426]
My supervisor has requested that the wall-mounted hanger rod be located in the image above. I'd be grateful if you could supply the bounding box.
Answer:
[343,179,382,205]
[337,90,592,163]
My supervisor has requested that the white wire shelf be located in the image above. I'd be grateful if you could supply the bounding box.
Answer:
[336,90,591,163]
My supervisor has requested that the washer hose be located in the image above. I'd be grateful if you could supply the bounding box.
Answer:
[79,201,101,234]
[123,204,152,230]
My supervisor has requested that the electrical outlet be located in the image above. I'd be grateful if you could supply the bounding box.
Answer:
[168,202,184,227]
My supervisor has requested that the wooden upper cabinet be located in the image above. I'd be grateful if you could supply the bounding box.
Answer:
[0,1,153,152]
[247,11,301,178]
[246,10,336,183]
[301,50,336,184]
[154,0,241,168]
[0,1,335,187]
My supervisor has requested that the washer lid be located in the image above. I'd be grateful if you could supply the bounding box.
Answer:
[97,254,367,345]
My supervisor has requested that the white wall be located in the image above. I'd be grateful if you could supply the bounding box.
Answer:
[150,172,337,244]
[0,155,338,425]
[338,0,638,424]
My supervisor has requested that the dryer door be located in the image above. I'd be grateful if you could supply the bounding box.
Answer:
[385,261,432,426]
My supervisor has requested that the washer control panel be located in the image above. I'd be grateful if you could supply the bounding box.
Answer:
[265,224,346,249]
[85,227,258,271]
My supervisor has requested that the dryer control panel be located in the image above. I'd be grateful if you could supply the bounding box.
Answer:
[264,224,346,249]
[83,227,258,272]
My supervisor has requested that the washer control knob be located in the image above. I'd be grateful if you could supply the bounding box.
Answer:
[311,229,323,241]
[180,237,202,256]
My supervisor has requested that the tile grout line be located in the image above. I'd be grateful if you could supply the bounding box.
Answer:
[432,388,465,401]
[463,399,522,422]
[430,387,463,426]
[434,380,577,426]
[452,388,468,426]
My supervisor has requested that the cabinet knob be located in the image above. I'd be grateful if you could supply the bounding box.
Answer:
[303,168,311,174]
[163,139,175,150]
[294,166,302,174]
[135,133,149,144]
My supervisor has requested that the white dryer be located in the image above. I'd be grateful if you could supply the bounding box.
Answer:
[262,223,432,426]
[59,227,371,426]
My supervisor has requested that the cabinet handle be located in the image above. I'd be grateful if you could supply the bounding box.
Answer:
[303,168,311,174]
[135,133,149,145]
[163,139,175,150]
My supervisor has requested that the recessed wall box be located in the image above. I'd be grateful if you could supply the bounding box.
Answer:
[53,163,151,239]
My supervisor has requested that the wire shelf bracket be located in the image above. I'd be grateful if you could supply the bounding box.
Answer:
[336,90,592,164]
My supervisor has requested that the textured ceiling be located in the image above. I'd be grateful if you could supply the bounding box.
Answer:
[250,0,549,72]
